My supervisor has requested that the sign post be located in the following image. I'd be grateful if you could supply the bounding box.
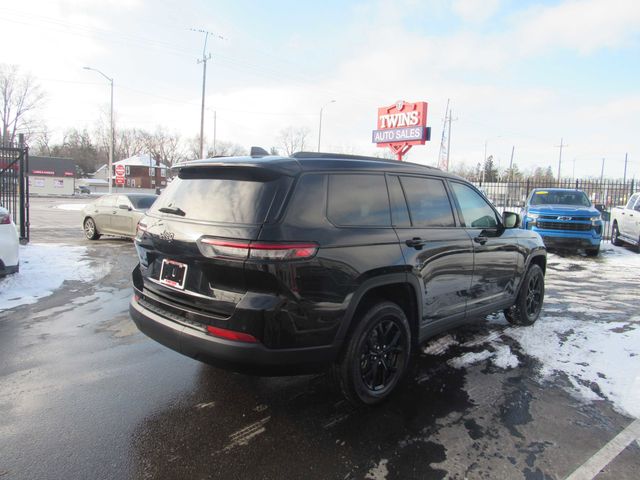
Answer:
[372,100,430,161]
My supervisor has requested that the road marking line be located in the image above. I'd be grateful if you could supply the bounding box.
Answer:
[565,419,640,480]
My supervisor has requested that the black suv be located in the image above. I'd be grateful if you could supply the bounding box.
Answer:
[130,152,546,404]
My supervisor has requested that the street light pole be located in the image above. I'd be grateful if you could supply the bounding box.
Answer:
[318,100,336,152]
[84,66,114,194]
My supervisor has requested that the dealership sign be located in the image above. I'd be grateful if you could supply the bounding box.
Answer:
[373,100,430,161]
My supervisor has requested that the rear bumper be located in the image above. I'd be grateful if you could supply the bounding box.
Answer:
[130,296,337,375]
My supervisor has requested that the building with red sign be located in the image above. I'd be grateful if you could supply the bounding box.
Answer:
[28,156,76,196]
[92,154,170,189]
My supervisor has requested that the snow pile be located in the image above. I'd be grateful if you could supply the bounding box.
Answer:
[505,317,640,418]
[448,344,520,370]
[0,243,99,312]
[56,204,87,211]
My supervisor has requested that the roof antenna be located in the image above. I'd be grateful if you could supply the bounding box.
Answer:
[250,147,269,157]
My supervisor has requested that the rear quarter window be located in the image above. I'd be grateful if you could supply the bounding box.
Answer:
[149,170,289,224]
[327,174,391,227]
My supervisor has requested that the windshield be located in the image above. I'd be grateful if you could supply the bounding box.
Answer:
[530,190,591,207]
[148,170,286,224]
[128,195,157,210]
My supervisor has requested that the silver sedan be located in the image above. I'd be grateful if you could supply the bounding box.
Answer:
[81,193,157,240]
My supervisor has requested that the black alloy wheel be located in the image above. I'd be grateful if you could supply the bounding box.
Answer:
[504,264,545,326]
[335,301,411,405]
[359,318,405,392]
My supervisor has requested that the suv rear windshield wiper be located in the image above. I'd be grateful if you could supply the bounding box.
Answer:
[158,206,186,216]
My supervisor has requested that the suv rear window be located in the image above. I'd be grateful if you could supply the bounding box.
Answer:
[149,169,286,224]
[327,174,390,226]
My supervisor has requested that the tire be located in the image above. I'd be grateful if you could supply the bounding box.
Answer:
[334,301,411,406]
[83,217,101,240]
[504,264,544,326]
[586,246,600,257]
[611,222,623,246]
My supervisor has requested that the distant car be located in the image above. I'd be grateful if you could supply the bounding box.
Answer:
[0,206,19,276]
[76,185,91,194]
[521,188,603,256]
[610,192,640,250]
[81,193,157,240]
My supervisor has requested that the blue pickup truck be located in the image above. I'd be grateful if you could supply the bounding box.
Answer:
[521,188,603,256]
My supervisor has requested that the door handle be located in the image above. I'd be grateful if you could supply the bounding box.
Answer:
[474,236,488,245]
[405,237,427,249]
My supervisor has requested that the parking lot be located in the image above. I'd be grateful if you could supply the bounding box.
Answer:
[1,196,639,480]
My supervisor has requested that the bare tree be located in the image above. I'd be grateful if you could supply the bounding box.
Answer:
[278,126,309,156]
[0,64,45,146]
[140,128,185,166]
[186,136,246,159]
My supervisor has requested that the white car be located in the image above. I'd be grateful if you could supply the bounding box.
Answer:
[0,206,19,276]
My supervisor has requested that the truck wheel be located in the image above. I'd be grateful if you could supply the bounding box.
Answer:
[611,222,623,246]
[504,264,544,326]
[586,246,600,257]
[334,301,411,405]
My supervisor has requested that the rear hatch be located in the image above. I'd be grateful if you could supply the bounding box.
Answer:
[134,161,298,321]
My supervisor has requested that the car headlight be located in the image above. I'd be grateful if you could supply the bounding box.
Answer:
[526,213,540,221]
[590,215,602,226]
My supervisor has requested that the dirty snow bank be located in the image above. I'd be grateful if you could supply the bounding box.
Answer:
[0,243,99,312]
[56,203,87,211]
[505,316,640,418]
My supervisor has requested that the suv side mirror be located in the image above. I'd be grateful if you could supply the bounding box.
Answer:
[502,211,520,229]
[119,204,131,211]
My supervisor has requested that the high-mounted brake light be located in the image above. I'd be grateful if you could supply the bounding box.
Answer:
[197,238,318,261]
[206,325,259,343]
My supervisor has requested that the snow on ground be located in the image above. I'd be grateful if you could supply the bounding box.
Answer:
[56,204,87,211]
[439,245,640,419]
[0,243,100,312]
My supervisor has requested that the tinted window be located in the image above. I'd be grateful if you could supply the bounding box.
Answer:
[530,190,590,206]
[400,176,455,227]
[388,176,411,227]
[451,182,499,229]
[149,172,286,224]
[327,174,390,226]
[626,194,639,210]
[128,195,157,210]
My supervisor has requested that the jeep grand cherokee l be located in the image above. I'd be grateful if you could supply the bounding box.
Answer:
[130,152,547,405]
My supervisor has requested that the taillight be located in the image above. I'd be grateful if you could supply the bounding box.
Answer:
[197,238,318,261]
[135,220,147,240]
[206,325,259,343]
[0,212,11,225]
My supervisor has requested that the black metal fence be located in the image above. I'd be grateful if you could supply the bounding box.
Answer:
[0,135,29,243]
[474,178,636,242]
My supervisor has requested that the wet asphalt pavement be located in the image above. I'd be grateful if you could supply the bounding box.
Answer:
[1,197,639,479]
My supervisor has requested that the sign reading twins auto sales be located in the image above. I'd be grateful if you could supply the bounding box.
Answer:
[372,100,430,161]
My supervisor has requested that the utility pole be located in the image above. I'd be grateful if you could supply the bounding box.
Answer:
[600,158,605,183]
[83,66,114,194]
[623,152,628,184]
[317,100,336,152]
[508,145,515,181]
[213,110,217,156]
[446,109,452,171]
[438,99,449,168]
[555,138,567,181]
[191,29,224,159]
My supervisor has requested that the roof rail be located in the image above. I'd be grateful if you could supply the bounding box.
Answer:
[291,151,437,168]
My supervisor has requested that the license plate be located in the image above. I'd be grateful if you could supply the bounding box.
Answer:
[159,259,188,290]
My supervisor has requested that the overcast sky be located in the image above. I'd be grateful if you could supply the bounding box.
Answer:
[1,0,639,178]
